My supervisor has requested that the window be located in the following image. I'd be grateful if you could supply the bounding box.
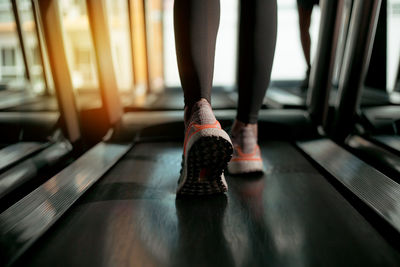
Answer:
[1,47,16,66]
[0,0,25,88]
[0,0,13,22]
[74,48,91,65]
[163,0,321,88]
[59,0,99,90]
[388,0,400,91]
[32,46,40,65]
[163,0,239,88]
[105,0,133,92]
[18,0,47,93]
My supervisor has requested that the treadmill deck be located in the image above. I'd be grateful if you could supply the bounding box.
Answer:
[16,141,400,266]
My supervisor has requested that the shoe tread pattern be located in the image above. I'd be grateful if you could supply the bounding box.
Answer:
[178,136,233,196]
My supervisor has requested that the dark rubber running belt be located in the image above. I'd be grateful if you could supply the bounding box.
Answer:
[15,141,400,266]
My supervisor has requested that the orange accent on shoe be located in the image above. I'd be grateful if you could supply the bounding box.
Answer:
[199,168,211,181]
[231,145,262,162]
[183,120,222,155]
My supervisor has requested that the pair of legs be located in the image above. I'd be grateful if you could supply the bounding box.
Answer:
[297,0,319,89]
[174,0,277,195]
[174,0,277,124]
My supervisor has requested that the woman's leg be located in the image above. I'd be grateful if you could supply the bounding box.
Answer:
[298,5,313,68]
[174,0,233,196]
[228,0,277,174]
[297,2,314,89]
[236,0,277,124]
[174,0,220,113]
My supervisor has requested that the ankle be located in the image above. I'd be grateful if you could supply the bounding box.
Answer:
[184,98,213,127]
[231,119,258,139]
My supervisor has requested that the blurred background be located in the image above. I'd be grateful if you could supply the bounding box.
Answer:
[0,0,399,106]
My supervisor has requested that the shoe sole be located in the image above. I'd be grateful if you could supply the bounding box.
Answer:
[177,128,233,196]
[228,160,264,175]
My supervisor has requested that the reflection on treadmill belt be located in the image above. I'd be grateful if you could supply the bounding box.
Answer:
[16,141,400,266]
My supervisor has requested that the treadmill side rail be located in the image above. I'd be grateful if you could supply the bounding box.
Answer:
[347,135,400,182]
[0,142,50,173]
[298,138,400,234]
[0,141,72,202]
[0,141,132,266]
[372,135,400,155]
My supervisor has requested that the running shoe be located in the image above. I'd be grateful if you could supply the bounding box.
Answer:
[177,99,233,196]
[228,120,264,174]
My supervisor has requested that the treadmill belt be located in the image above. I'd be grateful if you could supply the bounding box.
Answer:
[17,141,400,266]
[128,89,236,110]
